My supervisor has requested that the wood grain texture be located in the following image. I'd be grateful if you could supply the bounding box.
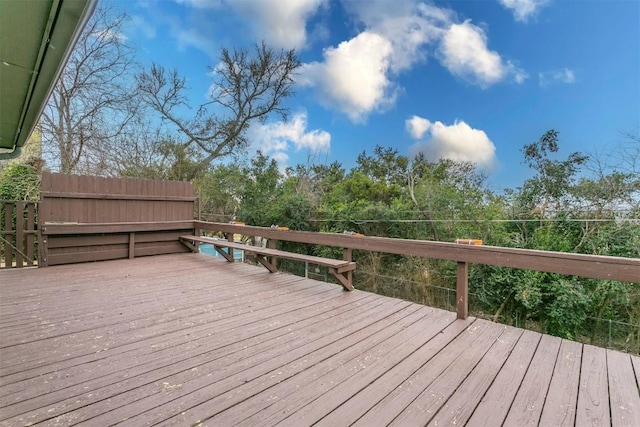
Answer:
[466,329,541,426]
[538,339,583,426]
[608,349,640,427]
[576,345,611,427]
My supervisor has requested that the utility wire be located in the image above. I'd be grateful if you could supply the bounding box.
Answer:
[310,218,640,224]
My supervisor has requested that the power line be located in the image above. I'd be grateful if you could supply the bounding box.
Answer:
[311,218,640,224]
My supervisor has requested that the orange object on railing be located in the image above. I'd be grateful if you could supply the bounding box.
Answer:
[455,239,483,245]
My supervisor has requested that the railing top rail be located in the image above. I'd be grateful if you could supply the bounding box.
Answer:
[195,220,640,284]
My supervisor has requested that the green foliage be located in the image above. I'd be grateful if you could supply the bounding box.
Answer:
[268,193,313,230]
[190,131,638,351]
[518,129,588,214]
[195,163,246,222]
[237,152,282,227]
[0,164,40,201]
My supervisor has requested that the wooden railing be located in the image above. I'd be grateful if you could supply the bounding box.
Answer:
[195,221,640,319]
[32,219,639,319]
[1,201,38,268]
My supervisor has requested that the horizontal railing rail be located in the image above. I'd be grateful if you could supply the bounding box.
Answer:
[38,219,639,319]
[195,221,640,319]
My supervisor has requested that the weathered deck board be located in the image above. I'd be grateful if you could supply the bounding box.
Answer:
[538,339,583,426]
[607,350,640,426]
[576,344,611,427]
[502,334,562,426]
[0,253,638,426]
[465,328,541,425]
[425,326,523,426]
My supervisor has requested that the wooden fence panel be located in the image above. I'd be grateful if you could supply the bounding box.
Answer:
[39,172,196,267]
[0,200,38,268]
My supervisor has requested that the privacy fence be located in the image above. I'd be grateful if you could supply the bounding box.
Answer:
[38,172,196,266]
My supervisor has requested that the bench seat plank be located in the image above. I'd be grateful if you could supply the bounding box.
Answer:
[180,235,355,291]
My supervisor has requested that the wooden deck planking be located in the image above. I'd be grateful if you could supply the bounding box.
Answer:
[576,345,612,427]
[1,290,378,420]
[425,326,523,426]
[166,304,434,426]
[309,312,475,427]
[386,321,508,426]
[465,328,541,425]
[1,272,328,382]
[538,339,583,426]
[63,298,415,425]
[347,320,492,427]
[502,334,562,426]
[260,310,466,427]
[607,350,640,426]
[1,253,638,426]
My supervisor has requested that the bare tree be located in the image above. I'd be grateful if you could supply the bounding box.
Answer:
[40,6,139,174]
[136,41,300,167]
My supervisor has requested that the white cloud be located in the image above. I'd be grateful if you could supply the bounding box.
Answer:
[297,1,527,121]
[407,117,497,169]
[172,0,325,50]
[342,0,450,73]
[499,0,550,22]
[249,112,331,166]
[228,0,326,50]
[91,28,127,42]
[300,1,454,123]
[539,68,576,87]
[438,20,527,87]
[130,15,157,39]
[172,26,216,55]
[300,32,396,123]
[406,115,431,139]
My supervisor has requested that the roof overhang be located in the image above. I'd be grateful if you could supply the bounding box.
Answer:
[0,0,97,159]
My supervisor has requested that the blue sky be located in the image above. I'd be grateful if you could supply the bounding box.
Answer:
[120,0,639,190]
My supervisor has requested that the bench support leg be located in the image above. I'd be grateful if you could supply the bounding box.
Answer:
[329,268,354,291]
[255,255,278,273]
[214,246,235,263]
[181,238,198,253]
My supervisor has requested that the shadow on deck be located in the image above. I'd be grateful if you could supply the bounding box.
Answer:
[1,253,638,426]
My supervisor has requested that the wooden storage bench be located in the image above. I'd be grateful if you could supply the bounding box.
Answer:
[180,235,356,291]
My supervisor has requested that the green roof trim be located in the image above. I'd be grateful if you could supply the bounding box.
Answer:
[0,0,97,158]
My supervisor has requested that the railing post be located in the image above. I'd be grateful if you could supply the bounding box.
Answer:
[456,261,468,319]
[268,238,277,269]
[3,202,13,268]
[15,202,24,267]
[343,247,353,288]
[226,232,234,260]
[193,225,201,253]
[26,203,35,266]
[39,226,48,268]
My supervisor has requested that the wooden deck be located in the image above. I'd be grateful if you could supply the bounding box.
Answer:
[1,254,638,426]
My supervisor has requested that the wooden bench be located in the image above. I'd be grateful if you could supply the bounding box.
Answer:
[180,235,356,291]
